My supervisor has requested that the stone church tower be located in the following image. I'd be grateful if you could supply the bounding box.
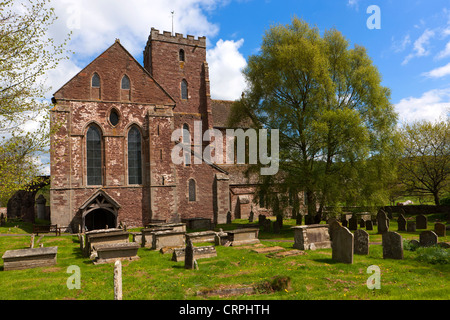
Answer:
[50,29,234,231]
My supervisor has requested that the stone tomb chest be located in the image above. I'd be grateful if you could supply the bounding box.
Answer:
[92,242,140,265]
[85,229,130,256]
[186,231,217,244]
[226,228,260,246]
[141,226,174,248]
[146,223,186,232]
[2,247,58,271]
[292,224,331,250]
[152,230,186,250]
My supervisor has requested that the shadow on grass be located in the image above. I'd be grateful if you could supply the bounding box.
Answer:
[312,258,338,264]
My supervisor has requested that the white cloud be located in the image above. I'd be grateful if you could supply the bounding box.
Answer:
[436,41,450,60]
[347,0,359,10]
[402,29,435,65]
[395,88,450,125]
[422,62,450,78]
[391,34,411,53]
[207,39,247,100]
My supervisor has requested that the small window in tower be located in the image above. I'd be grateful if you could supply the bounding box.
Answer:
[179,49,185,62]
[92,73,100,88]
[109,109,120,126]
[121,75,130,90]
[188,179,196,202]
[181,79,188,100]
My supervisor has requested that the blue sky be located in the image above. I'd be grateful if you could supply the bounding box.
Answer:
[45,0,450,126]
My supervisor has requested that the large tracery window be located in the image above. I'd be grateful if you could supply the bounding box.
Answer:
[86,125,102,186]
[128,126,142,185]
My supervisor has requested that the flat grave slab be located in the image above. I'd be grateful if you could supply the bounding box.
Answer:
[2,247,58,271]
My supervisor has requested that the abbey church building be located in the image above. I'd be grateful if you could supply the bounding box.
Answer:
[50,28,267,231]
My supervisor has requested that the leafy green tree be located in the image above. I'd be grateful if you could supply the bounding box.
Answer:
[398,118,450,205]
[0,0,69,201]
[229,18,400,219]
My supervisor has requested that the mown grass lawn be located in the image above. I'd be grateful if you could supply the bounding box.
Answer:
[0,215,448,300]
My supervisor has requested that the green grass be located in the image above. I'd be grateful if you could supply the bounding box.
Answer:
[0,215,448,300]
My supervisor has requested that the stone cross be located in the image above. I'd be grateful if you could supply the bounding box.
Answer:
[382,232,403,260]
[114,260,122,300]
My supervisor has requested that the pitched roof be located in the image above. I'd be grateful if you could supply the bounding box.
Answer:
[211,99,252,128]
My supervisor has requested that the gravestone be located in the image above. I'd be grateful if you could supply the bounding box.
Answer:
[249,210,254,223]
[386,207,393,220]
[419,231,438,247]
[184,239,195,270]
[359,218,366,229]
[434,223,446,237]
[2,247,58,271]
[293,225,331,250]
[331,226,354,264]
[327,218,342,242]
[377,210,389,234]
[416,214,428,229]
[263,219,271,232]
[296,214,302,225]
[348,216,358,231]
[258,214,266,225]
[397,214,407,232]
[407,221,416,232]
[342,220,348,228]
[276,215,283,229]
[354,229,369,255]
[382,232,403,259]
[273,221,280,234]
[365,220,373,231]
[226,211,232,224]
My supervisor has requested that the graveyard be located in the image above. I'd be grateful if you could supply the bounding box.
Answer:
[0,213,448,300]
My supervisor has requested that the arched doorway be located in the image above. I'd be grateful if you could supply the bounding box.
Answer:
[79,190,121,232]
[84,208,116,231]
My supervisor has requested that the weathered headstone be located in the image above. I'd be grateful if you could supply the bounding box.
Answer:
[397,214,407,232]
[419,231,438,247]
[434,222,446,237]
[359,218,366,229]
[273,221,280,234]
[331,226,354,264]
[249,210,254,223]
[377,210,389,234]
[365,220,373,231]
[114,260,122,300]
[382,232,403,259]
[258,214,266,225]
[407,221,416,232]
[226,211,232,224]
[416,214,427,229]
[327,218,341,242]
[184,239,195,270]
[354,229,369,255]
[276,215,283,229]
[263,219,271,232]
[348,216,358,231]
[296,213,302,225]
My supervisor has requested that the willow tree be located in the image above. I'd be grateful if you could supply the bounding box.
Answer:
[0,0,69,202]
[229,18,400,219]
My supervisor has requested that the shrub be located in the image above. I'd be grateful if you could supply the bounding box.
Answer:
[415,246,449,265]
[440,195,450,206]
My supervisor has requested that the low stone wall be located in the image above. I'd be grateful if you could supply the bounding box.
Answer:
[383,205,450,216]
[2,247,58,271]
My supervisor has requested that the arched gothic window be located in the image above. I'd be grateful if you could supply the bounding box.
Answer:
[128,126,142,185]
[121,75,130,90]
[86,125,102,186]
[91,73,100,88]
